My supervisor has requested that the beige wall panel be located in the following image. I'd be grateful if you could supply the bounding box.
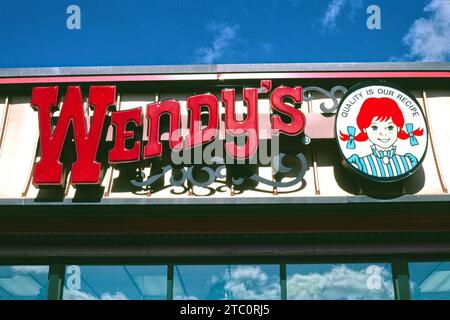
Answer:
[0,98,38,197]
[422,90,450,192]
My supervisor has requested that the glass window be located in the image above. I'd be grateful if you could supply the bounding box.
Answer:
[63,265,167,300]
[0,265,49,300]
[409,261,450,300]
[174,264,280,300]
[287,263,394,300]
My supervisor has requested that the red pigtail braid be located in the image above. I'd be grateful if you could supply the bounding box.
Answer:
[398,128,424,140]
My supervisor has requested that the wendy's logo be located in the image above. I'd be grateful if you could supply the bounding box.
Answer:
[335,82,428,182]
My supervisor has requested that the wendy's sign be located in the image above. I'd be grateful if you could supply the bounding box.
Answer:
[30,81,305,187]
[336,82,428,182]
[29,80,428,188]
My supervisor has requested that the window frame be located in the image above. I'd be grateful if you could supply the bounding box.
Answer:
[1,255,450,300]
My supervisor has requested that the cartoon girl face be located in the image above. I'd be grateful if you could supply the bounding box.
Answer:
[363,118,400,149]
[337,86,427,181]
[339,97,424,150]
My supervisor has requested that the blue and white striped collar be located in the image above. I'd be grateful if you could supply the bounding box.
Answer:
[371,145,397,159]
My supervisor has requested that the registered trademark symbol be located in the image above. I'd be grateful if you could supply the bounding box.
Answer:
[302,135,311,145]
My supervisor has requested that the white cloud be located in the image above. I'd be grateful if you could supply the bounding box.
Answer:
[402,0,450,61]
[221,266,280,300]
[63,289,129,300]
[0,275,42,297]
[174,266,279,300]
[174,295,199,300]
[63,289,97,300]
[321,0,362,29]
[322,0,346,28]
[100,292,129,300]
[194,22,239,64]
[10,266,49,274]
[287,265,394,300]
[175,265,393,300]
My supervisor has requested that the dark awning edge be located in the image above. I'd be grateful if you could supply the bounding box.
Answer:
[0,194,449,207]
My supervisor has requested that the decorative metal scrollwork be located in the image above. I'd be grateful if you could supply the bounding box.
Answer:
[232,153,308,188]
[130,153,308,191]
[303,86,348,114]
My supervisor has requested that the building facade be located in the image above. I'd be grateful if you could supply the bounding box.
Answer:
[0,62,449,300]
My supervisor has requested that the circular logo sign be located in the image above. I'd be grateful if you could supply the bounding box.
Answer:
[335,82,428,182]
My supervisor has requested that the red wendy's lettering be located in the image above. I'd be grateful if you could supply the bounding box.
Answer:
[186,93,219,149]
[30,82,306,187]
[144,99,183,158]
[109,108,142,163]
[31,86,116,186]
[270,86,305,135]
[222,88,259,159]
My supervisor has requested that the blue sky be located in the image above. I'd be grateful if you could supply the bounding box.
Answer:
[0,0,449,67]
